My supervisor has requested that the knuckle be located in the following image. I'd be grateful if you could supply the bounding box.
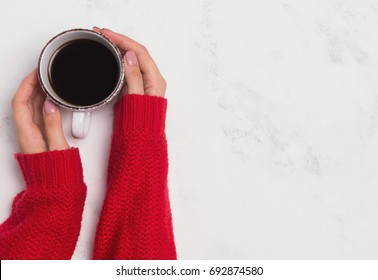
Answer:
[154,75,167,93]
[21,76,29,84]
[11,97,17,109]
[138,44,148,54]
[161,77,167,89]
[127,70,143,80]
[11,97,21,111]
[44,115,59,128]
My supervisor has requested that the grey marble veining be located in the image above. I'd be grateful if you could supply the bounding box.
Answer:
[0,0,377,259]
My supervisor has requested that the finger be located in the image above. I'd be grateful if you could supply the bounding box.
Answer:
[43,99,69,151]
[124,51,144,94]
[101,29,160,76]
[33,89,48,141]
[12,69,39,105]
[92,26,102,34]
[12,70,40,133]
[92,26,126,57]
[96,28,166,97]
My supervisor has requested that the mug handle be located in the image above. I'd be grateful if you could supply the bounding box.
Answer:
[72,111,91,139]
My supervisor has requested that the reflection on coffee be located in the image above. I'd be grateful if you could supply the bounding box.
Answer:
[49,39,119,106]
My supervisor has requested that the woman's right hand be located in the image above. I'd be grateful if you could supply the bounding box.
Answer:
[12,70,69,154]
[93,27,167,98]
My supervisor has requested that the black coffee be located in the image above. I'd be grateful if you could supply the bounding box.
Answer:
[49,39,119,106]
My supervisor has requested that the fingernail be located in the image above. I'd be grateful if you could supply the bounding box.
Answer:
[44,99,58,114]
[93,26,102,34]
[125,51,137,66]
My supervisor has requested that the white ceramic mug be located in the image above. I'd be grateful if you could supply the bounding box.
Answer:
[38,28,124,139]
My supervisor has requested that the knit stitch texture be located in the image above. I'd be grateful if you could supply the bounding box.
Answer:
[0,148,86,259]
[0,94,176,260]
[93,94,176,259]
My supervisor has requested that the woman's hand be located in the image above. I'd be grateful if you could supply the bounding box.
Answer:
[12,69,69,154]
[93,27,166,97]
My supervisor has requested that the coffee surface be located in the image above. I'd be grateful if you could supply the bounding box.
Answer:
[49,39,119,106]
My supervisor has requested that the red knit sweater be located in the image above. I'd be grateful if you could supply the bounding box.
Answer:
[0,94,176,260]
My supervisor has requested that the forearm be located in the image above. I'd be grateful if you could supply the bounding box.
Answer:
[0,148,87,259]
[93,94,176,260]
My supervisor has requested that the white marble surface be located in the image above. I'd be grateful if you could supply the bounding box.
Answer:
[1,0,378,259]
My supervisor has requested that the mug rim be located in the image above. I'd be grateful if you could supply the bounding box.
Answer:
[37,28,124,111]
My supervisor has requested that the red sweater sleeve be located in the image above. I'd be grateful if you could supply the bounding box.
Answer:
[0,148,87,259]
[93,94,177,260]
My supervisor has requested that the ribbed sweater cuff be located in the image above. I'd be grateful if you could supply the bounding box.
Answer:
[15,148,84,188]
[114,94,167,134]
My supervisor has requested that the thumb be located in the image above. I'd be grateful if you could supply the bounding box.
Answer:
[124,51,144,94]
[43,99,70,151]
